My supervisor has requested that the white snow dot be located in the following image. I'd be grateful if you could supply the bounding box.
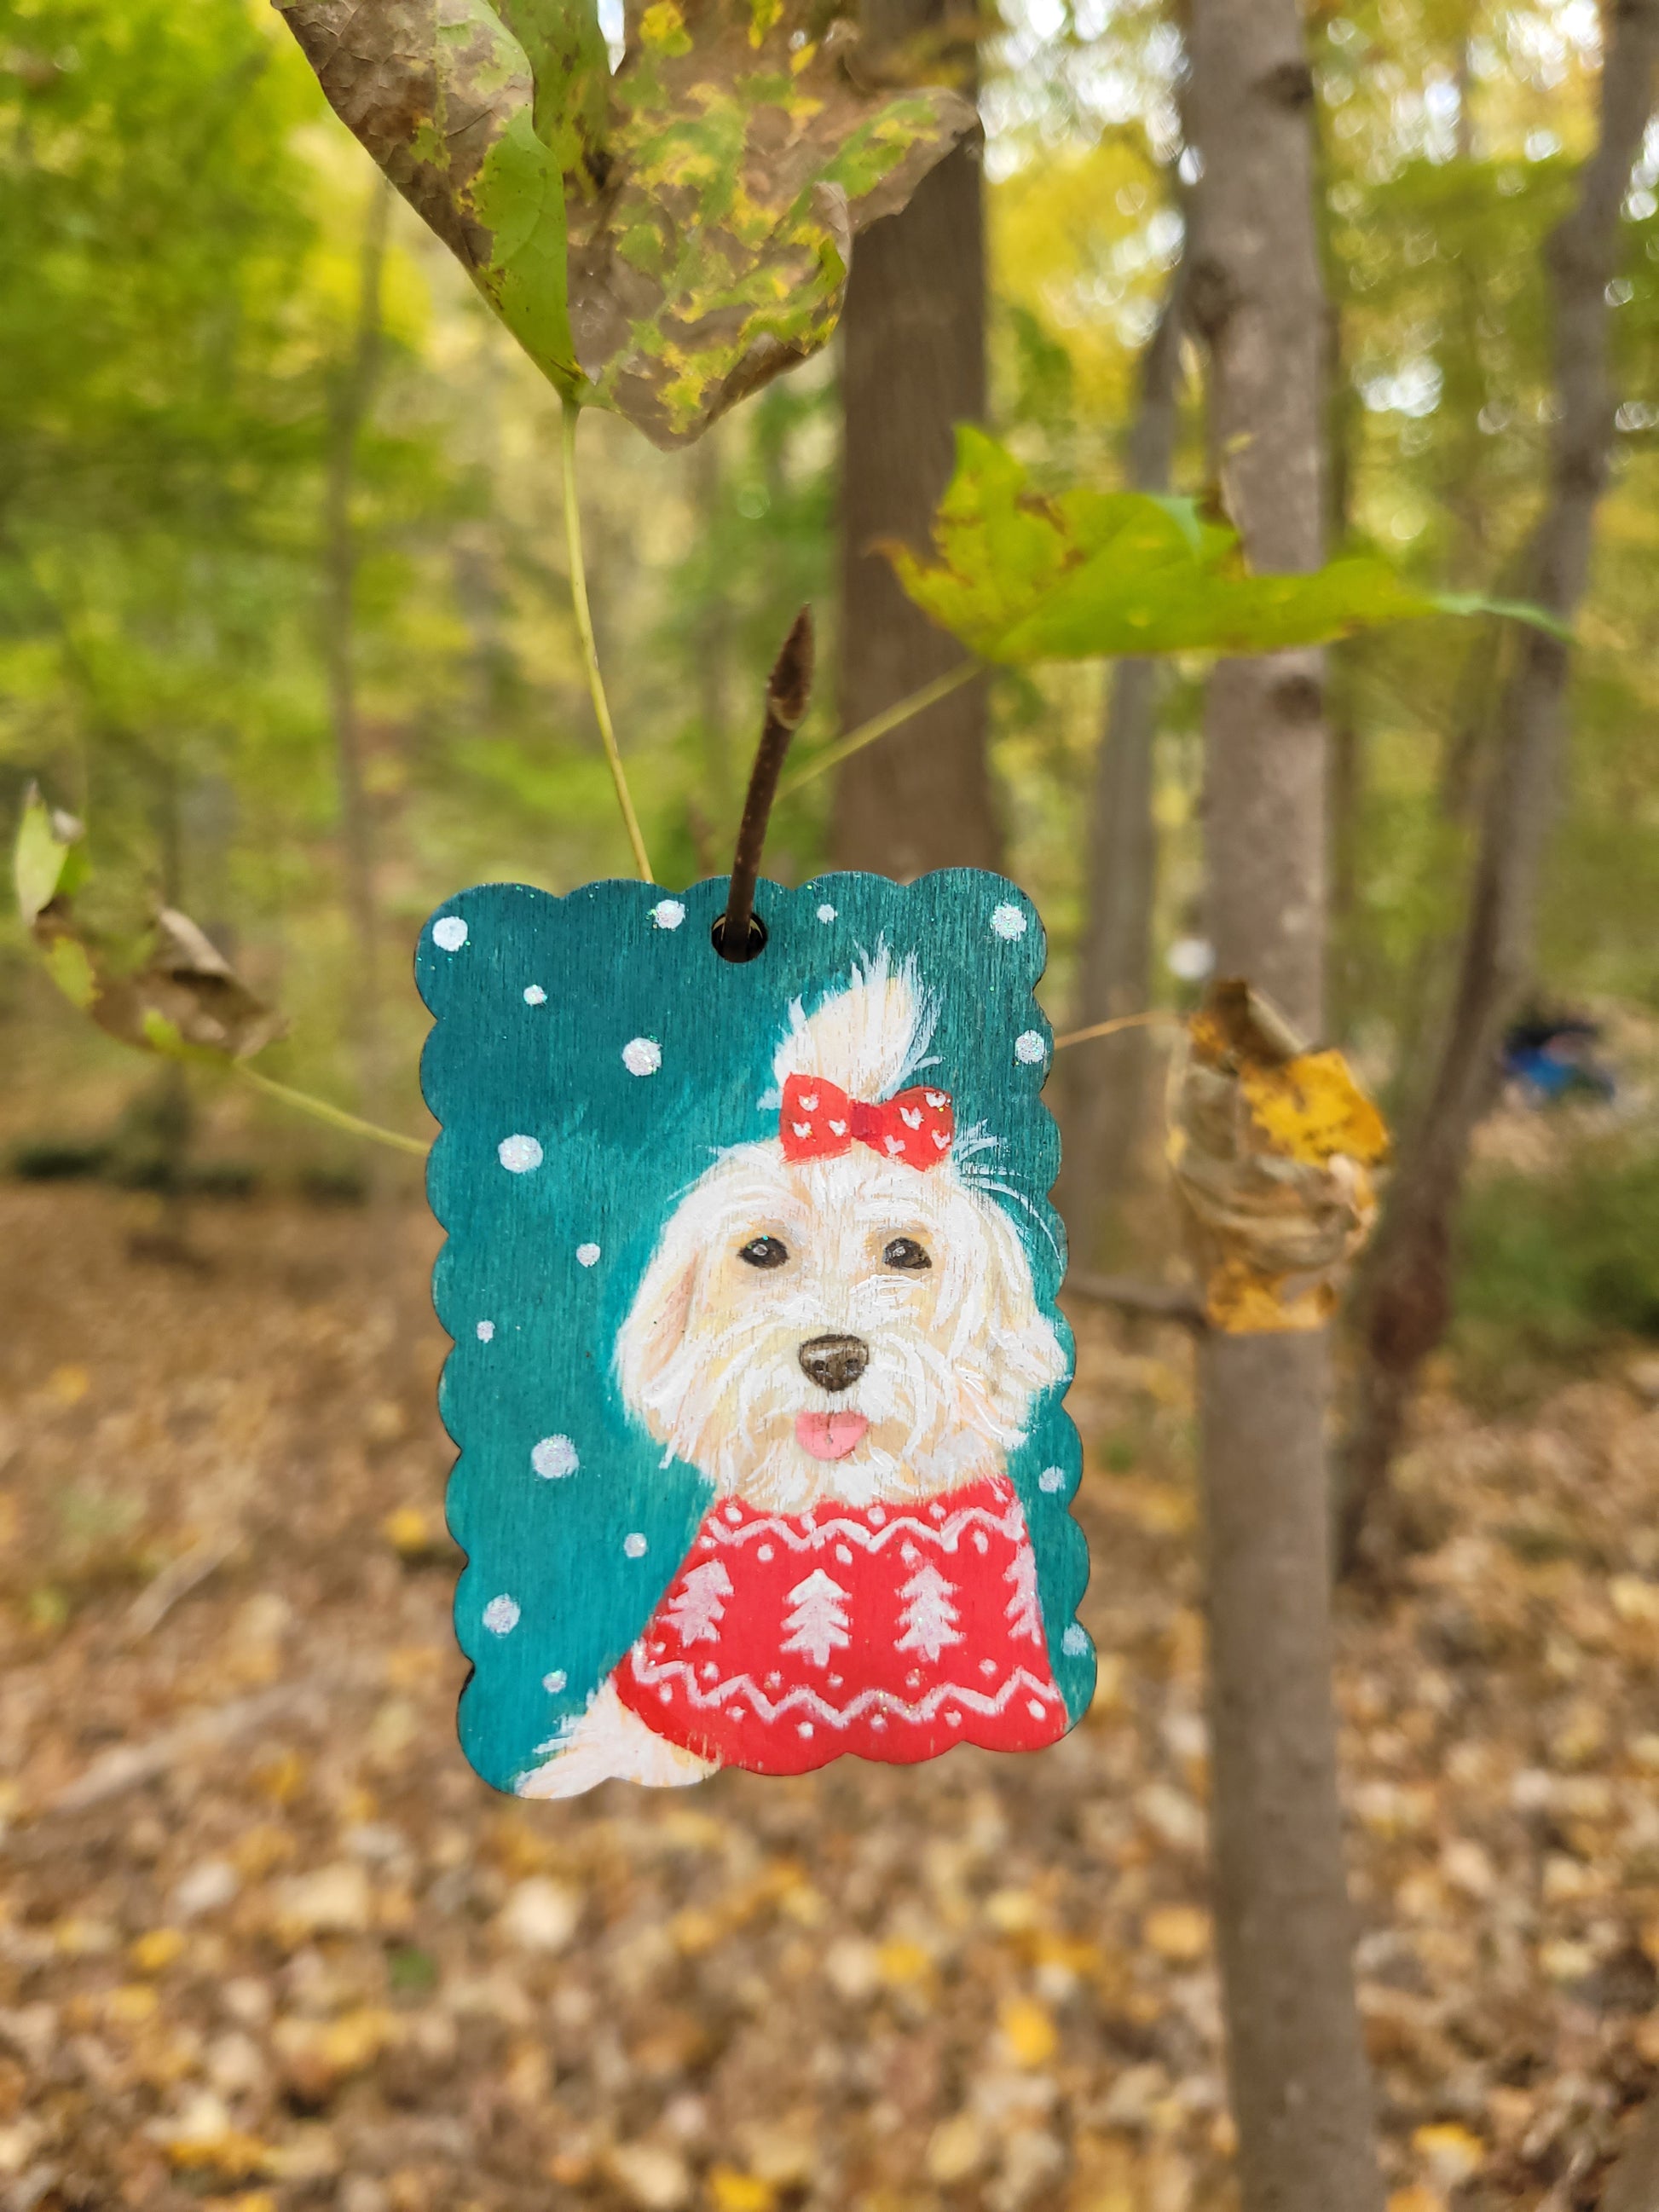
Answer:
[946,1711,962,1727]
[1038,1465,1065,1493]
[758,1545,774,1562]
[1014,1030,1047,1066]
[623,1532,648,1559]
[816,904,837,923]
[1027,1698,1047,1720]
[432,915,468,951]
[621,1037,662,1077]
[1062,1625,1090,1657]
[575,1243,601,1268]
[523,985,547,1006]
[991,903,1028,941]
[498,1134,543,1174]
[543,1669,568,1694]
[483,1595,520,1636]
[532,1435,580,1481]
[650,899,685,931]
[476,1320,495,1343]
[798,1722,814,1738]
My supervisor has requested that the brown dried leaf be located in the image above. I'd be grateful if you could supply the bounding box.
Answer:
[1166,979,1389,1331]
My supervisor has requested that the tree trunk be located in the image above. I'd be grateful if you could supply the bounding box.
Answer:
[1339,8,1659,1577]
[830,0,994,878]
[325,180,392,1174]
[1185,0,1385,2202]
[1055,251,1188,1266]
[1602,2098,1659,2212]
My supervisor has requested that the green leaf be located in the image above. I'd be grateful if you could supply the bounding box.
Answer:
[13,783,84,927]
[276,0,974,447]
[886,429,1567,662]
[20,805,286,1061]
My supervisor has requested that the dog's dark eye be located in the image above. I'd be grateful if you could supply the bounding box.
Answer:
[737,1235,789,1269]
[882,1237,931,1271]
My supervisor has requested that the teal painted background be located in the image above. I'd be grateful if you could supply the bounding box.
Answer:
[417,869,1095,1793]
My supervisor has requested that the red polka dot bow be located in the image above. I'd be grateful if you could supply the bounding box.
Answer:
[778,1072,955,1170]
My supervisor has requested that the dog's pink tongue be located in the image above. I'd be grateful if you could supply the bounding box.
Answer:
[795,1411,870,1463]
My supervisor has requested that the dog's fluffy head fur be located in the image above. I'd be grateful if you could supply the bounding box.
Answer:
[615,952,1065,1512]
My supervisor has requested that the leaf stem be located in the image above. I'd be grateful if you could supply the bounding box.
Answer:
[1051,1009,1179,1051]
[233,1063,429,1157]
[777,660,983,798]
[561,397,653,881]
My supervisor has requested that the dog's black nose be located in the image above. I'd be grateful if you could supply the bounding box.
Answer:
[798,1333,869,1394]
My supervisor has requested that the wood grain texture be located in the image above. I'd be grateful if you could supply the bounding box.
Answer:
[417,869,1092,1793]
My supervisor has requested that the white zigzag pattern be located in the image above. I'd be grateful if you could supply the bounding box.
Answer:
[700,1494,1028,1558]
[628,1649,1061,1731]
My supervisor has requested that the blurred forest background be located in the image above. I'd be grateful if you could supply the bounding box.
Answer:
[4,1,1659,2209]
[3,0,1657,1357]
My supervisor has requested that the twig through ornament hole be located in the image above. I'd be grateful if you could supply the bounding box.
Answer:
[715,606,815,963]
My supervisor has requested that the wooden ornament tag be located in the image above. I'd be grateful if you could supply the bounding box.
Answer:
[418,870,1094,1796]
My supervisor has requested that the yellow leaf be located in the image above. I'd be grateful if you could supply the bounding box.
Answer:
[1412,2123,1485,2186]
[708,2165,777,2211]
[130,1927,187,1975]
[162,2132,277,2180]
[876,1938,934,1987]
[106,1984,160,2027]
[1143,1905,1211,1963]
[925,2111,986,2184]
[382,1505,437,1557]
[1239,1048,1390,1167]
[46,1363,90,1406]
[998,1995,1058,2066]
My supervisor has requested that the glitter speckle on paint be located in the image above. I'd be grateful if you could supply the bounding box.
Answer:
[476,1320,495,1343]
[543,1670,567,1694]
[498,1134,543,1173]
[621,1037,662,1077]
[623,1533,647,1558]
[523,985,547,1006]
[650,899,685,930]
[575,1244,601,1268]
[432,915,468,951]
[990,903,1028,940]
[1014,1031,1047,1066]
[482,1595,520,1635]
[531,1435,580,1480]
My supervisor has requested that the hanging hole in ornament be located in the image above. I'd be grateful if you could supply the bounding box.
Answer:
[711,910,768,963]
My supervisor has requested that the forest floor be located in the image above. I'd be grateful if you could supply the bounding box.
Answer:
[3,1181,1659,2212]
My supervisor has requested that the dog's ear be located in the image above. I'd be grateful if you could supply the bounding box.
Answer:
[978,1196,1067,1412]
[616,1227,700,1436]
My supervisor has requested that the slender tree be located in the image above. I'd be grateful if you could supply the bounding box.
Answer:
[831,0,997,877]
[1340,8,1659,1574]
[1602,2097,1659,2212]
[324,180,393,1168]
[1184,0,1385,2203]
[1055,250,1188,1263]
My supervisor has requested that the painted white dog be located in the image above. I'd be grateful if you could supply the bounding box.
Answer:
[518,950,1065,1797]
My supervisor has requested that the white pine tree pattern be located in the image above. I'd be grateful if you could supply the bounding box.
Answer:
[665,1560,732,1645]
[895,1563,962,1662]
[1004,1546,1043,1643]
[781,1569,851,1668]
